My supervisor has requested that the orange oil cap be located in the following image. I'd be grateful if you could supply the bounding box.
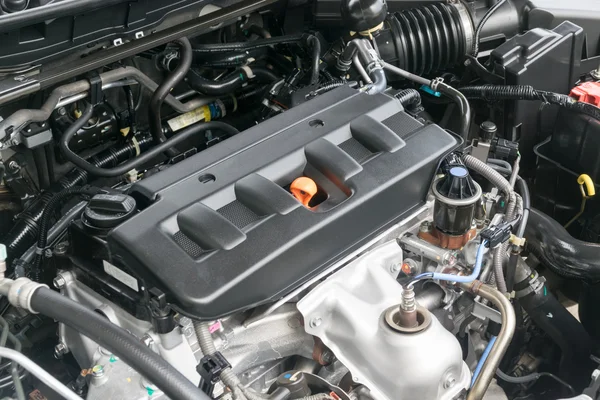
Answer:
[290,177,318,207]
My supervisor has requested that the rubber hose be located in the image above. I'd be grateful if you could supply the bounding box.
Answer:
[394,88,422,110]
[514,274,594,390]
[187,68,246,96]
[191,33,307,54]
[124,85,137,135]
[487,158,512,171]
[307,35,321,85]
[472,0,507,56]
[30,287,209,400]
[59,104,239,178]
[193,48,269,68]
[248,67,280,83]
[525,208,600,281]
[365,68,387,95]
[496,369,575,395]
[246,25,272,39]
[2,137,153,263]
[436,81,471,142]
[149,37,193,157]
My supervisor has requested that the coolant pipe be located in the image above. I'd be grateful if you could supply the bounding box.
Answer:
[525,208,600,281]
[460,281,516,400]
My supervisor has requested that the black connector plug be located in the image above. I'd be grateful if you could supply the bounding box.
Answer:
[480,224,512,248]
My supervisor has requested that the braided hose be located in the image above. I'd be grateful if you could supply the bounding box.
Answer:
[464,155,517,293]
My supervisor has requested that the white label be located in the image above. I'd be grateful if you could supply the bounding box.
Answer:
[103,261,139,292]
[167,107,205,132]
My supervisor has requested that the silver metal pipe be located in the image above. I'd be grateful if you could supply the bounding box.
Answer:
[0,347,81,400]
[352,54,372,84]
[460,281,516,400]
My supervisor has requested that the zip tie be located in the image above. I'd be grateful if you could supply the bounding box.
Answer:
[131,136,140,157]
[240,66,254,79]
[229,94,238,113]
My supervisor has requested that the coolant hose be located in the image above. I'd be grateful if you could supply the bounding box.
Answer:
[149,37,193,157]
[460,281,516,400]
[59,104,239,178]
[307,35,321,85]
[525,208,600,281]
[29,287,210,400]
[187,66,278,96]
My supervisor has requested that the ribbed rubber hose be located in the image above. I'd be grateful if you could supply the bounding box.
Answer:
[149,37,193,157]
[460,85,600,123]
[30,187,100,281]
[394,88,422,110]
[464,155,516,293]
[30,287,209,400]
[2,136,153,263]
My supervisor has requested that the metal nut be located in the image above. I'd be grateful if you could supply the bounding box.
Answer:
[53,275,66,289]
[54,342,68,359]
[91,365,105,378]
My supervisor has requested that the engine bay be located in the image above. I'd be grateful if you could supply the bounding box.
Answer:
[1,0,600,399]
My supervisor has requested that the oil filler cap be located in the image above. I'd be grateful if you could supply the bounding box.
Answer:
[83,193,137,229]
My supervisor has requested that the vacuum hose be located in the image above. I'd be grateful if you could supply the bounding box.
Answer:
[526,208,600,281]
[29,287,210,400]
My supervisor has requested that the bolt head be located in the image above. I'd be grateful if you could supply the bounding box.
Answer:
[310,317,322,328]
[8,161,19,171]
[53,275,66,289]
[592,369,600,380]
[54,342,68,358]
[390,263,402,273]
[444,375,456,389]
[58,107,67,116]
[141,335,154,347]
[419,221,432,233]
[91,365,105,377]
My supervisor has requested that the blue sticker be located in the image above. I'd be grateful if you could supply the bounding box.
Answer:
[420,85,441,97]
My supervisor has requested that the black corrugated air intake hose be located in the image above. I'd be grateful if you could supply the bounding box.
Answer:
[525,208,600,282]
[375,1,475,76]
[1,136,153,265]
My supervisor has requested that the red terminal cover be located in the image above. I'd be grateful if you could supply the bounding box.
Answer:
[570,81,600,107]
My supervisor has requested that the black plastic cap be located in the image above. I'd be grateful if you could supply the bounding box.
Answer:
[479,121,497,141]
[436,165,478,200]
[83,193,136,229]
[340,0,388,32]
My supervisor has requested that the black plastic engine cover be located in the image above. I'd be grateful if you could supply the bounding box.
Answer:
[107,86,459,319]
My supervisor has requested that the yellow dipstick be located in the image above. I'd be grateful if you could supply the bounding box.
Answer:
[565,174,596,228]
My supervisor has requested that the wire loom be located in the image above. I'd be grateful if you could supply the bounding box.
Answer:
[459,85,600,122]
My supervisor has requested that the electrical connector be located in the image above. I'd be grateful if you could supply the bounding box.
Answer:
[480,224,512,248]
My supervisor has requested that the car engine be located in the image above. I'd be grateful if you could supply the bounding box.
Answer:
[1,0,600,399]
